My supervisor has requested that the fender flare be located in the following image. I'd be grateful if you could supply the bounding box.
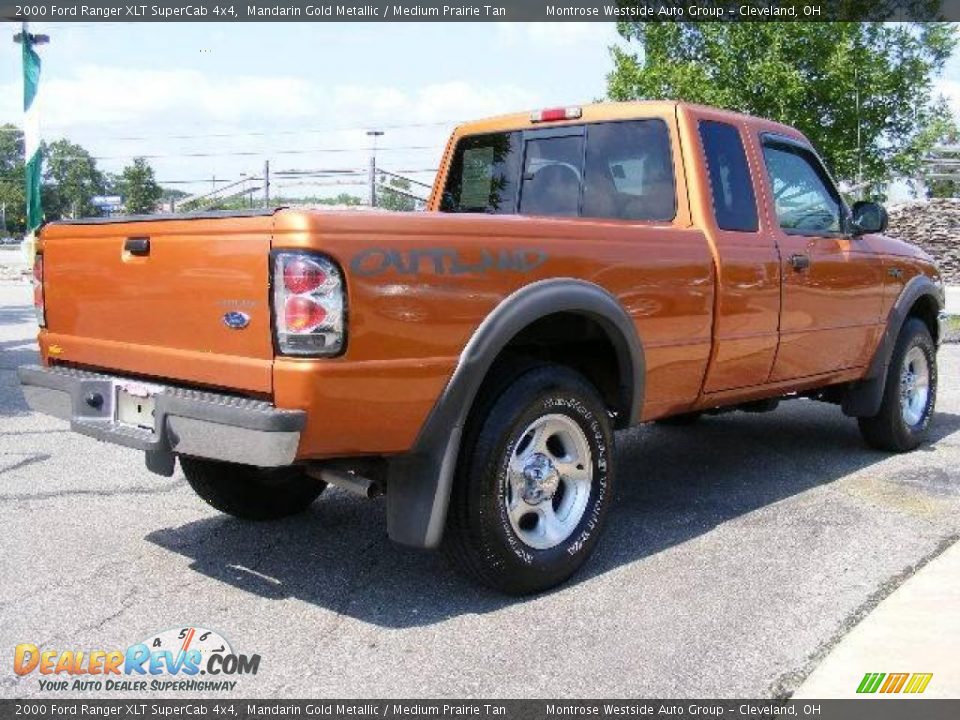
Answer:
[842,274,943,418]
[385,278,644,549]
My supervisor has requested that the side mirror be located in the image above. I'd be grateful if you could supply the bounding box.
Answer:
[851,200,888,235]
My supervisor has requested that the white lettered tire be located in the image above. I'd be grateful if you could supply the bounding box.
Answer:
[443,364,615,594]
[858,318,938,452]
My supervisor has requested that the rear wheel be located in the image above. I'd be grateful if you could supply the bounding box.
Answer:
[181,457,326,520]
[858,318,937,452]
[443,364,615,595]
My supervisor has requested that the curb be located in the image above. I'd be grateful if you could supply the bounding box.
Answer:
[793,538,960,698]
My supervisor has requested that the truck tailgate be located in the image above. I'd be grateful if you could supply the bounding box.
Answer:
[39,212,276,394]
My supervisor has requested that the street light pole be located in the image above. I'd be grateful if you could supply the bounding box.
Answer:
[367,130,384,207]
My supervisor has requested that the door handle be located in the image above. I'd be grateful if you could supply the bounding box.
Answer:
[124,237,150,256]
[789,253,810,271]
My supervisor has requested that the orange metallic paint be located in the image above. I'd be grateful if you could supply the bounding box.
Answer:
[36,101,941,461]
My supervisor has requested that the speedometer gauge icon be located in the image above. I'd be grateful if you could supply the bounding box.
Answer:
[139,626,233,670]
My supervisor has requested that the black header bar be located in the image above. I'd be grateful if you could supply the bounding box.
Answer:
[0,700,959,720]
[1,1,959,23]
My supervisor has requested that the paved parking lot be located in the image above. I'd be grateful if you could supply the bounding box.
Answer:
[1,279,958,698]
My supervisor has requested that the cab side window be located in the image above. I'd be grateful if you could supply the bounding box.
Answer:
[761,141,842,235]
[582,120,676,221]
[699,120,758,232]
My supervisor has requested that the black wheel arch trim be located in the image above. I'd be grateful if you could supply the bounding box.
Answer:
[385,278,644,549]
[842,273,943,418]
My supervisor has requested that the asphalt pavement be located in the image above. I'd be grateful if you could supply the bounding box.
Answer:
[1,279,958,699]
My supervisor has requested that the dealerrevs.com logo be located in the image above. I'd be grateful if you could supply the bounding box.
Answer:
[13,626,260,692]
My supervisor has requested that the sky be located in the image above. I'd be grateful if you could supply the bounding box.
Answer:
[1,21,960,203]
[0,22,627,202]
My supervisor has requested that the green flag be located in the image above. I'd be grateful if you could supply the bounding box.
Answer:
[22,34,42,234]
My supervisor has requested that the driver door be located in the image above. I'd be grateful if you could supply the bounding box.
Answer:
[760,135,884,381]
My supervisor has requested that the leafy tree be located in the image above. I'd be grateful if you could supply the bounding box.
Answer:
[377,174,418,211]
[161,187,189,202]
[607,22,957,189]
[119,157,162,214]
[324,192,364,206]
[912,100,960,198]
[0,124,26,234]
[43,139,105,218]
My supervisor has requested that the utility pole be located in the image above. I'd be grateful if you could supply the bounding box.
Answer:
[367,130,384,207]
[263,160,271,207]
[854,66,863,200]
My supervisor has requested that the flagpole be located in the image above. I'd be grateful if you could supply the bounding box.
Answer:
[14,22,49,273]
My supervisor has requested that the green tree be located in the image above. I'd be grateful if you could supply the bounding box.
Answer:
[119,157,162,214]
[0,124,26,234]
[43,139,105,218]
[324,192,364,206]
[607,22,956,189]
[912,100,960,198]
[377,174,418,211]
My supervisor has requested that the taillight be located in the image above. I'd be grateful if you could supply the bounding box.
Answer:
[33,254,45,327]
[273,252,344,356]
[283,257,327,295]
[284,296,327,332]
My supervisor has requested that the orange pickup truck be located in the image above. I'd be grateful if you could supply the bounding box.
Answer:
[19,101,947,593]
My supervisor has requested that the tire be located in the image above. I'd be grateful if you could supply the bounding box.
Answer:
[858,318,937,452]
[655,411,703,426]
[180,457,326,520]
[443,364,615,595]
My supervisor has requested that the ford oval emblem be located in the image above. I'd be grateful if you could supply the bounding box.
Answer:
[222,311,250,330]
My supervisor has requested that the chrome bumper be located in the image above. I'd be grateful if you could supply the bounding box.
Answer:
[17,365,305,476]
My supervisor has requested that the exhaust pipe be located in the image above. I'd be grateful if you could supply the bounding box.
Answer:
[310,468,382,499]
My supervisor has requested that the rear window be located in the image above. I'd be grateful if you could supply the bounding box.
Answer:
[699,120,758,232]
[440,119,676,222]
[519,135,584,217]
[439,131,522,213]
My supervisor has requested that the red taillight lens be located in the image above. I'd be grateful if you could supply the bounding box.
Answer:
[33,254,45,327]
[284,296,327,333]
[273,252,344,356]
[283,257,326,294]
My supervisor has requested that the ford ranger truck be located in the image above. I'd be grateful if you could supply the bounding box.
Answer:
[18,102,946,594]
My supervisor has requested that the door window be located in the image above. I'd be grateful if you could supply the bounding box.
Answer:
[761,142,842,235]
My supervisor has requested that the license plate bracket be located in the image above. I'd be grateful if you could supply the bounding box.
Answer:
[114,382,161,432]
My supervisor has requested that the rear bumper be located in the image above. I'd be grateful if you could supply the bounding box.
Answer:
[17,365,305,474]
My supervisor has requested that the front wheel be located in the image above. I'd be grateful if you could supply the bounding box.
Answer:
[443,364,615,595]
[858,318,937,452]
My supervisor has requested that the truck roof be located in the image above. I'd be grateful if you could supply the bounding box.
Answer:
[452,100,803,140]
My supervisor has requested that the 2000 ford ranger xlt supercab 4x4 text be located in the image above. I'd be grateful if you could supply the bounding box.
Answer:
[19,102,947,593]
